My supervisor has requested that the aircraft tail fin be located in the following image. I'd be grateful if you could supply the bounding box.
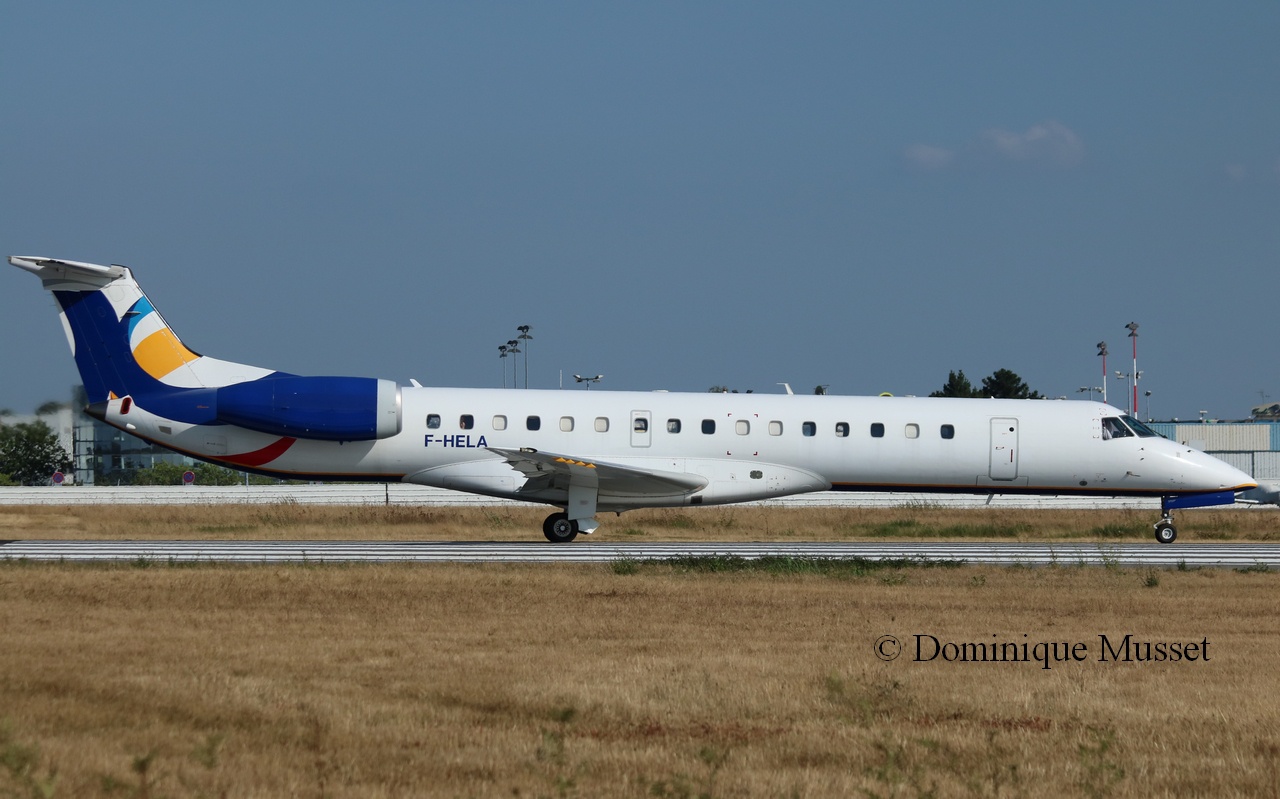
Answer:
[13,256,401,441]
[10,256,270,405]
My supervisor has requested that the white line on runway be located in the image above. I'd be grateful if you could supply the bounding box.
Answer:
[2,540,1278,567]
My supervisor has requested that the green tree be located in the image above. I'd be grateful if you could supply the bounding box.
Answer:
[0,421,73,485]
[931,368,1042,399]
[929,370,982,398]
[131,461,252,485]
[131,461,190,485]
[193,463,250,485]
[980,368,1042,399]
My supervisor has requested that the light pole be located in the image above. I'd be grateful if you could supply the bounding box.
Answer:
[1077,386,1102,401]
[574,374,603,390]
[1096,341,1108,404]
[1125,322,1139,416]
[1144,390,1153,422]
[517,325,532,389]
[1115,370,1142,412]
[506,340,521,389]
[498,345,508,389]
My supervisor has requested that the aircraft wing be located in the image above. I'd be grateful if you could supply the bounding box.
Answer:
[487,447,707,498]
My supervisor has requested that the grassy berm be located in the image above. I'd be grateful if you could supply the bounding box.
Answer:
[1,504,1279,797]
[2,502,1279,541]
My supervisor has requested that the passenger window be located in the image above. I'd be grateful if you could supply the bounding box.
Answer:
[870,423,885,438]
[560,416,574,432]
[595,417,609,432]
[426,414,441,429]
[736,420,750,435]
[526,415,541,431]
[667,419,682,433]
[460,415,474,430]
[835,422,849,437]
[905,423,919,439]
[802,421,816,437]
[634,418,648,433]
[492,415,507,431]
[769,421,783,436]
[941,424,954,439]
[701,419,716,434]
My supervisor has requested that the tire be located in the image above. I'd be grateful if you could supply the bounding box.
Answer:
[1154,521,1177,545]
[543,512,578,543]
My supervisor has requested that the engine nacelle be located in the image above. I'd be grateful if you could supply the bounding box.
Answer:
[215,376,402,441]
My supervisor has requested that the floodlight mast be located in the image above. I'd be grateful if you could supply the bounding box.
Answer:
[1126,322,1139,415]
[506,339,521,389]
[1096,341,1108,404]
[517,325,532,389]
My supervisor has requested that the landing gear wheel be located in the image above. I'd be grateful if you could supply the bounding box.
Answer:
[1154,520,1177,545]
[543,512,579,543]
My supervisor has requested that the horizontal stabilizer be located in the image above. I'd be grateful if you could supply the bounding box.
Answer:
[9,256,127,290]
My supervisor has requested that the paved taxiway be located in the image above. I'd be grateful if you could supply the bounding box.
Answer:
[2,540,1279,567]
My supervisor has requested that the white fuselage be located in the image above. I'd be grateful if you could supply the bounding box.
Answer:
[100,388,1253,512]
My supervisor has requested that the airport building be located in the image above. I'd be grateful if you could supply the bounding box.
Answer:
[3,389,194,486]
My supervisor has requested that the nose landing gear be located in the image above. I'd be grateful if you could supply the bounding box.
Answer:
[1154,490,1242,544]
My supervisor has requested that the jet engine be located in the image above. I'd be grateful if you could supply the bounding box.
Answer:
[215,376,402,441]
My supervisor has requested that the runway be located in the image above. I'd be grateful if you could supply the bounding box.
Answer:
[2,539,1279,567]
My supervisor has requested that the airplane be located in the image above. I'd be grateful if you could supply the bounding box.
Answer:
[11,255,1257,544]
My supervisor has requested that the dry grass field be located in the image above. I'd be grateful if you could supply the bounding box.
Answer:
[2,501,1280,542]
[3,504,1280,797]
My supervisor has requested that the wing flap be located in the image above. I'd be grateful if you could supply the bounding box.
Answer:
[487,447,707,497]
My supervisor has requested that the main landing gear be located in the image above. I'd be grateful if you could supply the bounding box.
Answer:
[541,511,602,543]
[543,512,578,543]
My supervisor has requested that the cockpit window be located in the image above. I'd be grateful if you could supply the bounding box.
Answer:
[1100,417,1133,440]
[1101,415,1162,440]
[1121,415,1161,438]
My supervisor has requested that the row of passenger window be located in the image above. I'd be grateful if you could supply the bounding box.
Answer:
[426,414,956,439]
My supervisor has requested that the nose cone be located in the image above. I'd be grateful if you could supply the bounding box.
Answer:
[1178,447,1256,493]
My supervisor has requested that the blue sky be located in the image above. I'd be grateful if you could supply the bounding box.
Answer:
[3,2,1277,421]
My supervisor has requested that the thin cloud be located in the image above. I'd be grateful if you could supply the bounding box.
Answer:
[1222,159,1280,184]
[906,120,1085,171]
[903,144,954,171]
[979,121,1084,167]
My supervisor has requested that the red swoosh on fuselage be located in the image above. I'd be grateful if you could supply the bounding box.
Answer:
[224,437,298,468]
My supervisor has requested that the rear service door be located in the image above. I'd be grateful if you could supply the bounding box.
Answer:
[989,417,1019,480]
